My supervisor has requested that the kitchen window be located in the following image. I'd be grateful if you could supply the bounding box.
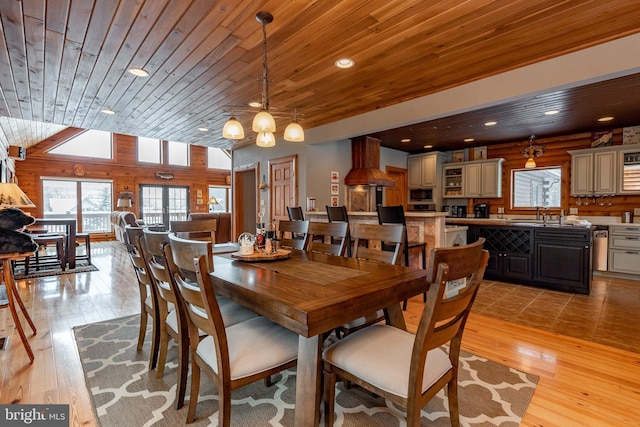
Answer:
[511,167,561,209]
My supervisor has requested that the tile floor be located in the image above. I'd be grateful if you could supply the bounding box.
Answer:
[471,274,640,354]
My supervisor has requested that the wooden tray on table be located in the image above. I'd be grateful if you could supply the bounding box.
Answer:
[230,249,291,262]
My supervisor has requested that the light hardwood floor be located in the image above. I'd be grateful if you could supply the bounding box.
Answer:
[1,241,639,426]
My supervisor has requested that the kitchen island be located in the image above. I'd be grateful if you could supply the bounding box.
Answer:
[305,210,448,268]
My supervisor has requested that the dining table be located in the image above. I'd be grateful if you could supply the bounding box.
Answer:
[210,249,427,426]
[33,218,77,269]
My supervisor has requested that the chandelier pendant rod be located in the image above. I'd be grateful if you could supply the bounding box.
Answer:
[257,11,273,111]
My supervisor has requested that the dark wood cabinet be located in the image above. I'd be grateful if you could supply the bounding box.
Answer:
[534,228,591,294]
[467,224,591,294]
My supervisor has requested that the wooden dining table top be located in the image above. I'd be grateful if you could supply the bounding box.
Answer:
[211,248,427,338]
[210,248,427,426]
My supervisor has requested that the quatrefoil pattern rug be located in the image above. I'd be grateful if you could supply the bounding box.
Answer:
[74,315,537,426]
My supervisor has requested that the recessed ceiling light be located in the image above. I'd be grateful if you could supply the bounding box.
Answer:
[544,109,560,115]
[335,58,355,69]
[598,116,614,122]
[464,138,475,142]
[100,109,116,115]
[198,127,209,132]
[248,101,262,108]
[423,145,433,149]
[401,138,411,143]
[128,68,149,77]
[484,121,497,126]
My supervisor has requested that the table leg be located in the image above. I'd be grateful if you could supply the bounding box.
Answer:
[67,226,76,269]
[384,302,407,330]
[294,334,322,427]
[2,259,36,363]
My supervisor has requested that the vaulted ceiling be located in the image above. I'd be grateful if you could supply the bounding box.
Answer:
[1,1,640,152]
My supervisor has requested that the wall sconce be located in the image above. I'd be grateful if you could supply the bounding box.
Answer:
[259,175,267,191]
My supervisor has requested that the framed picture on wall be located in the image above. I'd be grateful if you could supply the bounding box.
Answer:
[473,146,487,160]
[452,149,466,162]
[331,171,339,183]
[330,184,339,195]
[330,196,339,207]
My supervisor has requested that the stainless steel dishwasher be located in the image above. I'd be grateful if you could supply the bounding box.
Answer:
[593,226,609,271]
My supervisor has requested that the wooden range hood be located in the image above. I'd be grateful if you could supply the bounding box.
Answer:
[344,136,395,187]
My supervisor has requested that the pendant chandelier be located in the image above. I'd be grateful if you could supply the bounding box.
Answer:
[222,11,304,147]
[522,135,545,168]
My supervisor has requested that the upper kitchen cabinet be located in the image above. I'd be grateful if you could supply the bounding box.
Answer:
[463,158,504,198]
[407,152,448,188]
[569,146,617,195]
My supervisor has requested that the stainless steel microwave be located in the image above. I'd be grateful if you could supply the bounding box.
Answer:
[409,188,433,202]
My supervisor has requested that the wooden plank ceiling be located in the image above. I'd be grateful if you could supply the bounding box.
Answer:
[1,0,640,152]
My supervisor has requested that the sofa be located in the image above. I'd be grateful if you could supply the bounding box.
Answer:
[111,211,143,242]
[188,212,231,243]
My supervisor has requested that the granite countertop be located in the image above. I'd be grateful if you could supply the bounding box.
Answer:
[305,211,448,218]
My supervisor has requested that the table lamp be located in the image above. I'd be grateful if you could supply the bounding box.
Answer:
[117,198,132,211]
[208,197,219,212]
[0,182,36,209]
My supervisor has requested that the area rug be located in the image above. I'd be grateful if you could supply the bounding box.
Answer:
[13,261,98,279]
[73,315,538,427]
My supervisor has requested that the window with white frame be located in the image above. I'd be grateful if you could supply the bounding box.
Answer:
[137,136,161,163]
[168,140,189,166]
[42,178,113,233]
[207,147,231,170]
[49,129,112,159]
[511,167,561,209]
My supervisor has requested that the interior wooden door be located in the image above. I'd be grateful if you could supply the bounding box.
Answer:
[385,166,408,208]
[270,155,297,222]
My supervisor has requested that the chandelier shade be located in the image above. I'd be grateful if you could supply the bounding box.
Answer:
[522,135,545,168]
[252,110,276,133]
[284,120,304,142]
[221,11,304,147]
[256,132,276,147]
[222,116,245,139]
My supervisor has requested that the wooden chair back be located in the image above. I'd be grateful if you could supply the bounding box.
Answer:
[325,205,349,222]
[287,206,304,220]
[306,221,349,256]
[277,220,309,249]
[350,223,404,265]
[409,238,489,418]
[141,229,176,305]
[124,224,144,252]
[170,219,217,242]
[167,234,215,336]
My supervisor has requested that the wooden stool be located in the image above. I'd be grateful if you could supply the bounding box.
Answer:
[76,232,91,263]
[0,252,37,363]
[25,234,66,274]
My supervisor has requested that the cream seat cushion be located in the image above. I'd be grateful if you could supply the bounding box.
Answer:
[323,323,452,398]
[196,316,298,380]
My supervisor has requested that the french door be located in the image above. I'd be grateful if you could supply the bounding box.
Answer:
[139,185,189,228]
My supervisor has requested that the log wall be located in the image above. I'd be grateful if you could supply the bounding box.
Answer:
[14,128,230,238]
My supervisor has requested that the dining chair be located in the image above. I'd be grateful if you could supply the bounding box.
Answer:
[377,205,427,309]
[155,232,261,409]
[140,228,188,408]
[335,223,405,338]
[277,220,309,249]
[170,219,217,242]
[167,233,299,425]
[305,221,349,256]
[124,225,160,370]
[287,206,304,220]
[377,205,427,270]
[325,205,349,223]
[325,205,352,255]
[323,238,489,427]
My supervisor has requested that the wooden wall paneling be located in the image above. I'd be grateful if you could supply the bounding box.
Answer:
[13,131,229,236]
[483,128,640,218]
